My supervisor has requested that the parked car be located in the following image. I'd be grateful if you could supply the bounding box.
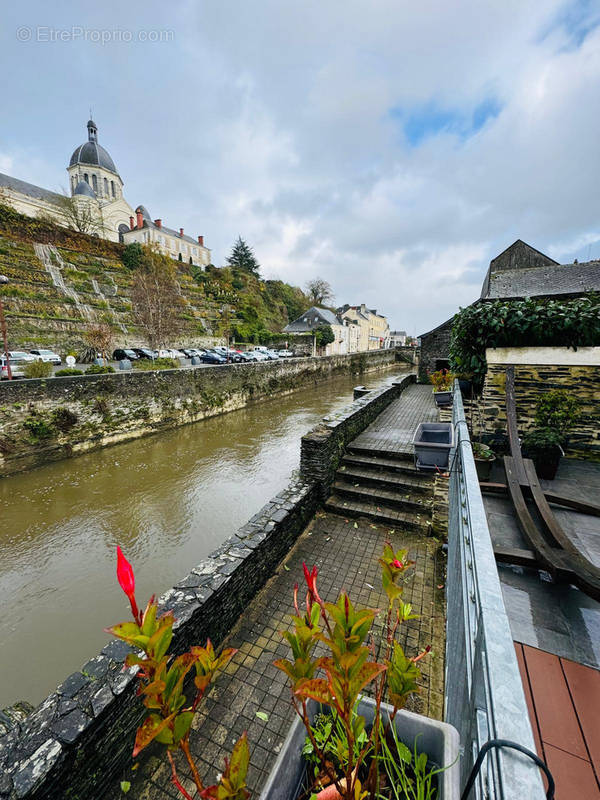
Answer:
[132,348,156,360]
[8,350,36,363]
[29,349,62,365]
[200,350,226,364]
[1,355,27,379]
[180,348,199,358]
[252,351,269,361]
[113,348,140,361]
[277,350,293,358]
[264,350,280,360]
[157,349,185,360]
[237,351,257,362]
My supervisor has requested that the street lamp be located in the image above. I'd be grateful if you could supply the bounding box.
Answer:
[0,275,11,380]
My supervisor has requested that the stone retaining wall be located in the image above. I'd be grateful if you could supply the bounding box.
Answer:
[0,349,397,477]
[300,374,415,494]
[479,348,600,461]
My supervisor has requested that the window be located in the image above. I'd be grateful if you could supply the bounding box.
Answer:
[104,177,108,195]
[111,181,115,198]
[84,173,89,184]
[178,253,182,261]
[92,174,98,192]
[189,256,193,264]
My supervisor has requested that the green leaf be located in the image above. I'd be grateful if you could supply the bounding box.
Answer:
[120,781,131,794]
[173,710,195,744]
[255,711,269,721]
[132,712,175,757]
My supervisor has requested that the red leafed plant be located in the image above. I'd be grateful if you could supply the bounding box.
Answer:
[107,547,249,800]
[275,543,431,800]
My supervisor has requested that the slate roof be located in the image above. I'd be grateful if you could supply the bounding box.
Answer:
[69,141,119,175]
[125,212,206,249]
[0,172,62,204]
[484,261,600,299]
[284,306,342,333]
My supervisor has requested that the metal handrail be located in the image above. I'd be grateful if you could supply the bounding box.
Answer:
[445,381,546,798]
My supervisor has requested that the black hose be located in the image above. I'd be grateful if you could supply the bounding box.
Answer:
[460,738,555,800]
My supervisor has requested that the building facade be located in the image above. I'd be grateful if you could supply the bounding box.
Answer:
[0,118,210,268]
[389,330,407,347]
[337,304,391,350]
[283,306,356,356]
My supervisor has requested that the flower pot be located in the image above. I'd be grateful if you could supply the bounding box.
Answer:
[433,390,453,408]
[457,379,472,396]
[532,447,562,480]
[474,454,495,482]
[413,422,454,471]
[259,696,460,800]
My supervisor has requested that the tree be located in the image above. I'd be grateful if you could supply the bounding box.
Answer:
[314,324,335,349]
[55,193,106,236]
[305,277,334,306]
[131,247,184,349]
[122,242,143,271]
[85,321,114,361]
[226,236,260,275]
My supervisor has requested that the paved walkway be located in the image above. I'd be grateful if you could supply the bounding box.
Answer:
[351,383,437,456]
[105,385,445,799]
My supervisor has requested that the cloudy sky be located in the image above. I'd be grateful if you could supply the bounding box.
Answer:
[1,1,599,333]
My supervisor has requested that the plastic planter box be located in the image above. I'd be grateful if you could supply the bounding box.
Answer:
[259,696,460,800]
[433,390,453,408]
[413,422,454,470]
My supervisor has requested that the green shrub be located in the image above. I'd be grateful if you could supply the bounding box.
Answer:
[55,368,84,376]
[86,364,115,375]
[133,357,179,371]
[121,242,143,271]
[23,360,53,378]
[51,406,78,432]
[522,427,564,454]
[23,415,55,440]
[534,390,580,435]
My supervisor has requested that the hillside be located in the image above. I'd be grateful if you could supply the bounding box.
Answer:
[0,204,310,353]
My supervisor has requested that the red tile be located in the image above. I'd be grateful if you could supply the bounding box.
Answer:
[544,744,600,800]
[561,658,600,782]
[523,645,587,760]
[515,643,544,760]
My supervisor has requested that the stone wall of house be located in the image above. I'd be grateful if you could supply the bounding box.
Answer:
[479,348,600,461]
[418,321,452,382]
[0,349,398,477]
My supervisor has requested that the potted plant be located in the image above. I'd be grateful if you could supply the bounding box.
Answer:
[455,372,473,397]
[429,369,455,408]
[413,422,454,471]
[472,441,495,482]
[521,427,564,480]
[534,390,580,452]
[261,549,460,800]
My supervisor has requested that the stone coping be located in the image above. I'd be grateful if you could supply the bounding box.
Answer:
[486,346,600,366]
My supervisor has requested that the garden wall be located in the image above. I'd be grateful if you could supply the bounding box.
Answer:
[0,364,407,799]
[480,347,600,461]
[0,349,398,477]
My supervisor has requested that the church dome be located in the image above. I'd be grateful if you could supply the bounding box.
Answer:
[73,180,96,198]
[69,119,120,176]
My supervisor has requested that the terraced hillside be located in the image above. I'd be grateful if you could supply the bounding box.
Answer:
[0,204,310,354]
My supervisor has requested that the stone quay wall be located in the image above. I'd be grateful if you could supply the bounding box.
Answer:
[0,369,406,799]
[479,347,600,461]
[300,373,415,495]
[0,349,398,477]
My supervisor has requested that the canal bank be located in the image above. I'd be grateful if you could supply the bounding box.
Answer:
[0,349,398,477]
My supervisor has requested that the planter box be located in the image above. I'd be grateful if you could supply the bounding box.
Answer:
[433,390,453,407]
[259,696,460,800]
[413,422,454,470]
[474,454,495,482]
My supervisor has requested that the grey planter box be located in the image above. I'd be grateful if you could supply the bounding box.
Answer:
[433,390,453,407]
[413,422,454,470]
[259,696,460,800]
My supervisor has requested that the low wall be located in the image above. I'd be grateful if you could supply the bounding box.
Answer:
[480,347,600,460]
[0,372,406,799]
[300,373,415,494]
[0,349,398,477]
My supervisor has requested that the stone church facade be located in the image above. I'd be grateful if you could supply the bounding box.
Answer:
[0,119,211,268]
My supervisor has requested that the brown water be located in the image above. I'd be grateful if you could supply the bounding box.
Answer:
[0,368,407,708]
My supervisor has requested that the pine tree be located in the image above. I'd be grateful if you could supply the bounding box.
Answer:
[226,236,260,275]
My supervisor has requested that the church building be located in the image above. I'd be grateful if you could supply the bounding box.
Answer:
[0,118,211,269]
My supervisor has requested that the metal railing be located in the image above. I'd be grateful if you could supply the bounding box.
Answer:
[445,383,546,798]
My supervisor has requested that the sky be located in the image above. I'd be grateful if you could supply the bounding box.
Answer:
[1,0,599,334]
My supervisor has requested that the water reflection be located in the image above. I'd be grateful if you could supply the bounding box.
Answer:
[0,369,407,706]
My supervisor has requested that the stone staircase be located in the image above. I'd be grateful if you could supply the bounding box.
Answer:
[325,442,435,532]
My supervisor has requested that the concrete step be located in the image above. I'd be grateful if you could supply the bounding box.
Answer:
[332,480,432,513]
[340,452,432,480]
[324,495,431,532]
[335,464,434,496]
[346,443,413,462]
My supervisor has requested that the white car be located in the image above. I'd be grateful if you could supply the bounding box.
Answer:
[8,350,36,362]
[252,350,269,361]
[277,350,293,358]
[29,349,61,365]
[158,349,185,359]
[1,355,27,379]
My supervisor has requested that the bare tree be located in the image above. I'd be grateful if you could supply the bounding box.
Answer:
[305,277,334,305]
[85,322,114,361]
[131,247,183,349]
[55,193,106,236]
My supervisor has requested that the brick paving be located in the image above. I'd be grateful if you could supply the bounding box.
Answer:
[107,513,446,800]
[351,383,437,456]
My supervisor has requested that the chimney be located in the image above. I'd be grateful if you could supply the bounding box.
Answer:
[197,235,204,246]
[154,219,162,228]
[136,210,143,229]
[179,227,184,237]
[129,216,134,230]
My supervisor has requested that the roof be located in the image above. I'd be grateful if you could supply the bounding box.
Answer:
[481,240,558,298]
[390,330,407,336]
[284,306,342,333]
[69,120,120,176]
[0,172,62,204]
[124,213,207,248]
[73,180,96,198]
[485,261,600,299]
[418,316,454,340]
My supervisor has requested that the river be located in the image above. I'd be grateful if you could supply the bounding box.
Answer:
[0,367,408,708]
